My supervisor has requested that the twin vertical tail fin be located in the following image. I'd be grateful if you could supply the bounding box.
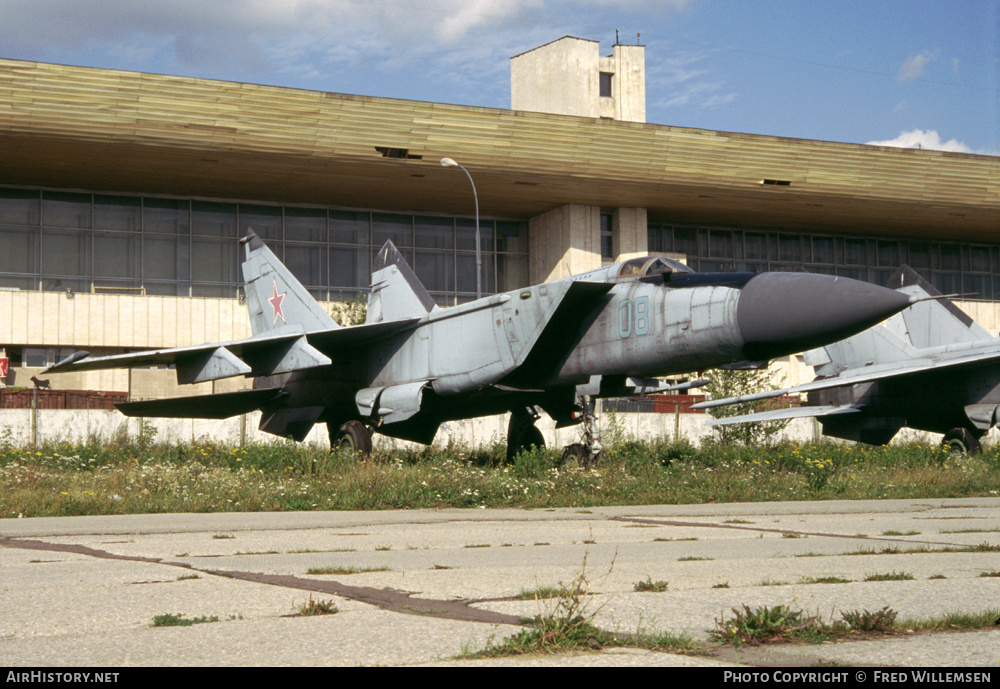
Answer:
[886,265,993,348]
[365,241,438,324]
[242,231,339,335]
[242,234,436,335]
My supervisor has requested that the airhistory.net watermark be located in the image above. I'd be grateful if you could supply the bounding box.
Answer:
[6,672,119,684]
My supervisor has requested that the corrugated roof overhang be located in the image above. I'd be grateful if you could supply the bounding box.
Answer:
[1,58,998,241]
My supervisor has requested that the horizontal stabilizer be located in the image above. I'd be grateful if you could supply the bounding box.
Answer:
[117,388,286,419]
[706,405,860,426]
[259,406,324,442]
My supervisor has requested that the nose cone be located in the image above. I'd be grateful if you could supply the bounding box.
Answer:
[736,273,912,360]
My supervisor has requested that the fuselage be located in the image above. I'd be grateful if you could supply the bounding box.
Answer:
[275,258,913,419]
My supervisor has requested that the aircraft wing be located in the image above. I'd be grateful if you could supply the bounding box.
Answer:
[45,317,421,384]
[693,345,1000,411]
[705,404,861,426]
[501,280,615,386]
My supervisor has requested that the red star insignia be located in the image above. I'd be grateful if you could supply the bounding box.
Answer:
[268,279,286,325]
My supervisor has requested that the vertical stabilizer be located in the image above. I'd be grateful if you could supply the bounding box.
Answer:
[804,325,917,378]
[242,231,339,335]
[366,241,439,324]
[886,265,993,348]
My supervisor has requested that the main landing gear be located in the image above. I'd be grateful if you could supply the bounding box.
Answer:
[507,407,545,463]
[941,427,983,455]
[330,420,373,457]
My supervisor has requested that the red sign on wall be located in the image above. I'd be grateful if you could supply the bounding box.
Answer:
[0,358,8,378]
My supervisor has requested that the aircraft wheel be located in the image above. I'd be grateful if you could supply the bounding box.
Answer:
[942,428,981,455]
[560,443,599,469]
[333,420,372,458]
[507,424,544,463]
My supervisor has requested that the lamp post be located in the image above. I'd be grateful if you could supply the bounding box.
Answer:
[440,157,481,300]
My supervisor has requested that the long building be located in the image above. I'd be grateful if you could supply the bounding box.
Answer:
[2,36,999,400]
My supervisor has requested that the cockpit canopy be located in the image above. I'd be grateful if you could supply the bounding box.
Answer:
[568,255,693,284]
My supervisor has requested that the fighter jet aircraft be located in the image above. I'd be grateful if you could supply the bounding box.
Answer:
[693,266,1000,453]
[45,231,913,460]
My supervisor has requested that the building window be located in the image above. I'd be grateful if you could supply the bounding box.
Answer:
[601,213,614,262]
[599,72,613,98]
[0,185,529,305]
[647,220,1000,301]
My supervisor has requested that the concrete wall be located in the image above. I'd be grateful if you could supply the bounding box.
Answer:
[613,207,648,261]
[511,37,645,123]
[512,37,598,119]
[0,290,250,351]
[528,204,601,283]
[603,44,645,123]
[0,406,961,451]
[527,204,649,283]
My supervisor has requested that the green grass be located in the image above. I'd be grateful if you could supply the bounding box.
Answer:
[799,575,852,584]
[307,565,390,575]
[864,570,915,581]
[797,542,1000,558]
[633,576,669,592]
[459,558,705,659]
[713,604,833,646]
[295,596,339,616]
[712,604,1000,648]
[897,608,1000,632]
[3,436,1000,517]
[516,585,567,600]
[151,613,220,627]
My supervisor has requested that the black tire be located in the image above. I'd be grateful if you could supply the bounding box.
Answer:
[942,428,981,455]
[561,443,594,469]
[333,420,372,458]
[507,423,544,463]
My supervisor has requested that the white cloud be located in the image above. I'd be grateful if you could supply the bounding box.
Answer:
[867,129,972,153]
[896,50,938,82]
[0,0,696,85]
[648,47,736,111]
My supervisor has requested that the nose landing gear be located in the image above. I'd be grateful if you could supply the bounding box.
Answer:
[560,397,602,469]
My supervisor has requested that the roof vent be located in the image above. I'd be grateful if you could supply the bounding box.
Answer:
[759,179,791,186]
[375,147,422,160]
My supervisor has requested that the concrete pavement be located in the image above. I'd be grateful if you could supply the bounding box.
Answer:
[2,498,999,667]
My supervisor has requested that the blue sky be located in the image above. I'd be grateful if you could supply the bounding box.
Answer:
[1,0,997,155]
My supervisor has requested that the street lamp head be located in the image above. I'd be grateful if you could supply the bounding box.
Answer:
[440,157,458,168]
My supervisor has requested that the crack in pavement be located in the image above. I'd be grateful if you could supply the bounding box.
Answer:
[0,536,524,626]
[611,516,972,548]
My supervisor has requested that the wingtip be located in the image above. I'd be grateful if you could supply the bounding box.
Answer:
[43,350,89,373]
